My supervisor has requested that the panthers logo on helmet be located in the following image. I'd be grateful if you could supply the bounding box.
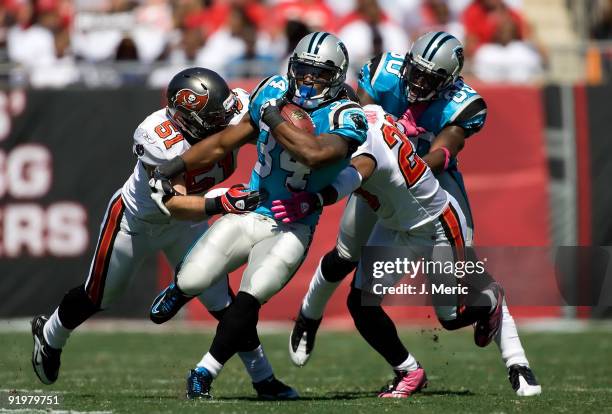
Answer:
[174,89,209,112]
[452,46,465,73]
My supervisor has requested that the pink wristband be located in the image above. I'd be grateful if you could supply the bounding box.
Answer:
[438,147,451,170]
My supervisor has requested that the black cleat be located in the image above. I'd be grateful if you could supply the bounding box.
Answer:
[31,315,62,385]
[150,283,192,324]
[289,310,322,367]
[509,364,542,396]
[186,368,213,399]
[253,375,299,400]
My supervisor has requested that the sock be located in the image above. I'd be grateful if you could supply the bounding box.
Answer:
[196,352,224,378]
[393,354,419,372]
[301,260,342,320]
[238,345,274,383]
[43,308,72,350]
[495,303,529,368]
[347,287,410,367]
[209,292,261,365]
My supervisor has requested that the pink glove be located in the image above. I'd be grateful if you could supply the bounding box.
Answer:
[271,191,322,223]
[397,108,427,137]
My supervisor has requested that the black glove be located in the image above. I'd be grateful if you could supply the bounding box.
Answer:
[261,97,289,130]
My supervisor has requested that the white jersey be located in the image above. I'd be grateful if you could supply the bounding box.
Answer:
[121,88,250,223]
[353,104,449,231]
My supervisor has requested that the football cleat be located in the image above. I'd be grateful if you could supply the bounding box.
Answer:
[252,375,299,400]
[509,365,542,397]
[474,282,505,347]
[150,283,192,324]
[186,368,213,399]
[31,315,62,385]
[289,310,322,367]
[378,365,428,398]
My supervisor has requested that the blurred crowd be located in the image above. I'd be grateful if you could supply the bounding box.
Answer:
[0,0,547,88]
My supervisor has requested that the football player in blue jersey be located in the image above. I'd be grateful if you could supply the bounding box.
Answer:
[146,32,368,399]
[289,32,541,397]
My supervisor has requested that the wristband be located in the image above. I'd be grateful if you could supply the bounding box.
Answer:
[262,105,285,130]
[159,156,186,178]
[204,196,222,216]
[437,147,451,171]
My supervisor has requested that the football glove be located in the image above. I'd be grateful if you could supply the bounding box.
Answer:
[149,174,177,216]
[261,97,289,130]
[206,184,266,215]
[397,108,427,137]
[271,191,322,223]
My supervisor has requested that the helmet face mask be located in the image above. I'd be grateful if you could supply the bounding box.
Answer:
[166,68,237,141]
[287,32,349,109]
[404,57,449,103]
[401,31,464,103]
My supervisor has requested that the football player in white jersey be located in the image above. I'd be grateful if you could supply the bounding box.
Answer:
[30,67,298,400]
[271,104,471,397]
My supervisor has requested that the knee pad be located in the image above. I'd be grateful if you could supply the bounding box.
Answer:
[321,248,358,283]
[58,284,100,330]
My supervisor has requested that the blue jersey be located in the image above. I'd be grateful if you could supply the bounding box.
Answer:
[249,75,368,226]
[358,52,487,142]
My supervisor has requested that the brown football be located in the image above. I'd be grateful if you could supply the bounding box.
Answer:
[280,103,315,134]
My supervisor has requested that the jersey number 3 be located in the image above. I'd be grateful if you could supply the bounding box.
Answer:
[381,115,427,188]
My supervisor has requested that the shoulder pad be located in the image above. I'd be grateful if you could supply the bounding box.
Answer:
[133,111,187,165]
[249,75,289,125]
[325,100,368,145]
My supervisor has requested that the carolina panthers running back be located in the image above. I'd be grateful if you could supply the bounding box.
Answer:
[147,32,368,400]
[249,74,367,226]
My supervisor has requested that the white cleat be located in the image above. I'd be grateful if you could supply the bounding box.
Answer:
[288,311,321,367]
[509,365,542,397]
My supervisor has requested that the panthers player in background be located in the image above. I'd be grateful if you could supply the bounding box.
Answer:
[289,32,541,396]
[147,32,368,399]
[31,67,297,400]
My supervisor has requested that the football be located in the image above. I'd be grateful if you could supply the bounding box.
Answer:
[281,103,315,133]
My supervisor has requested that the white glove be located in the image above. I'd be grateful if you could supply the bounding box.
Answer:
[149,177,176,216]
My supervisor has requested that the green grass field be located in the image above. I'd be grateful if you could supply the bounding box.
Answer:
[1,326,611,413]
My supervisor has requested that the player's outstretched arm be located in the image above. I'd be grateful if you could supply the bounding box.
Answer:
[261,102,350,169]
[422,125,465,174]
[161,180,263,220]
[155,115,257,181]
[271,155,375,223]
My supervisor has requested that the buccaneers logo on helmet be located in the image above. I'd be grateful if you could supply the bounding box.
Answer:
[174,89,209,112]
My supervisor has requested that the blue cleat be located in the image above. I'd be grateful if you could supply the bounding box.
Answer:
[187,367,213,399]
[253,375,299,400]
[149,283,192,324]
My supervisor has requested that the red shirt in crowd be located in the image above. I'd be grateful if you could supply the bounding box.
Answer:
[462,0,528,53]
